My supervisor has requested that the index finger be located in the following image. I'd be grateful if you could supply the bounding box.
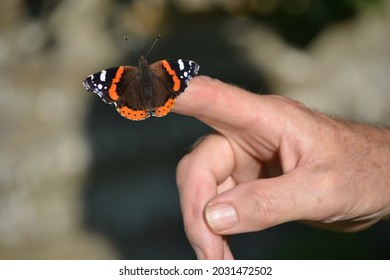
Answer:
[173,76,265,130]
[173,76,318,164]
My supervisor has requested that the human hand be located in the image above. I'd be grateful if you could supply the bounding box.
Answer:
[174,76,390,260]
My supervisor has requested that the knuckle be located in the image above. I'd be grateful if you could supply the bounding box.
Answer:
[176,154,192,187]
[243,188,278,230]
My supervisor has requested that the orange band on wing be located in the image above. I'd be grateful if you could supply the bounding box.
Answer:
[108,66,125,101]
[153,97,176,117]
[117,106,149,121]
[162,60,181,92]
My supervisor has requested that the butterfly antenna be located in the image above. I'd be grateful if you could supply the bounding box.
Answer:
[124,36,141,57]
[145,34,161,58]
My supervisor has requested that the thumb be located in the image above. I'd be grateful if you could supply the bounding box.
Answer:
[204,170,327,235]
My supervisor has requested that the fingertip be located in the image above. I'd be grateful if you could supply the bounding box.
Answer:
[173,75,221,116]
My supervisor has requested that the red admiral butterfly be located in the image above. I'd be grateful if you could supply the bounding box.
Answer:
[83,36,200,121]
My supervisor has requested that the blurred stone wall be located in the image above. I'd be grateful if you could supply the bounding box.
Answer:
[0,0,120,258]
[228,2,390,123]
[0,0,388,259]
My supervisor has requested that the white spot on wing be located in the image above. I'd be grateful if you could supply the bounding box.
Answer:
[100,70,107,82]
[178,59,184,70]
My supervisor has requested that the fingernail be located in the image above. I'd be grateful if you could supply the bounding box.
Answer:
[205,203,238,232]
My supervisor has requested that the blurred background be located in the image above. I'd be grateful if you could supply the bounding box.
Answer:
[0,0,389,259]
